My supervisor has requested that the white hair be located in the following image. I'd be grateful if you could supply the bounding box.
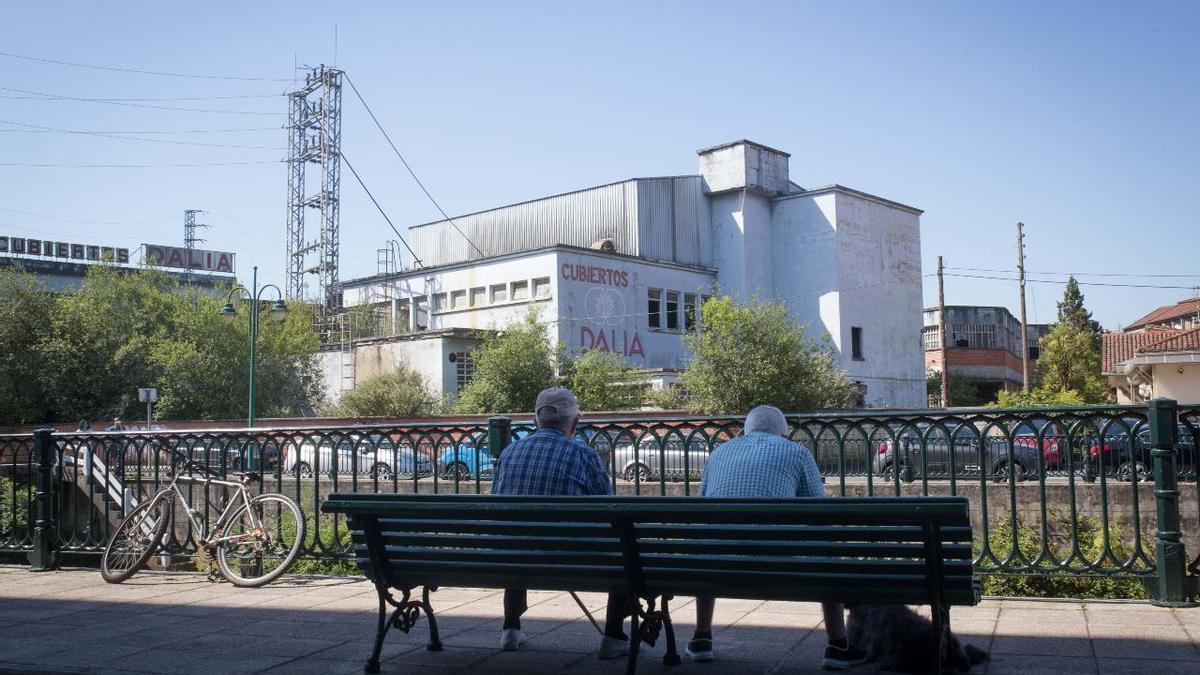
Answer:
[744,405,788,437]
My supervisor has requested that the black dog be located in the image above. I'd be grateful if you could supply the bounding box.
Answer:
[846,604,988,673]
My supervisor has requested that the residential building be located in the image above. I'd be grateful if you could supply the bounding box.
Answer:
[922,306,1050,405]
[326,139,926,409]
[1103,298,1200,403]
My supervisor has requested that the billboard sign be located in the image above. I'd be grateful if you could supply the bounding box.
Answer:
[143,244,235,274]
[0,236,129,263]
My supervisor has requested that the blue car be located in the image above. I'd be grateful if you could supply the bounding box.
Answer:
[439,428,555,480]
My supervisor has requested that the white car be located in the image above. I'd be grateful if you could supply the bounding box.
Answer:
[281,433,431,479]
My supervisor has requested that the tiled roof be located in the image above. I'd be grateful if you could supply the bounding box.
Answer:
[1102,329,1180,373]
[1137,326,1200,354]
[1126,298,1200,331]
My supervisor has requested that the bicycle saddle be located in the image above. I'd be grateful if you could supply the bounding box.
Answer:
[236,471,262,484]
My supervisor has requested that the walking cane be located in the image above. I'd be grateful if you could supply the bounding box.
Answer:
[569,591,603,635]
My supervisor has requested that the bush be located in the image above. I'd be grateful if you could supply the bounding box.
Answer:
[0,476,34,538]
[328,364,437,418]
[286,512,360,576]
[977,513,1149,599]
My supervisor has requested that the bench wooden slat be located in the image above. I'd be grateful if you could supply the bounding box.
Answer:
[352,531,973,560]
[357,518,973,544]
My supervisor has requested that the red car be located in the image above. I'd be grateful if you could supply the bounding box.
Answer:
[1012,419,1063,470]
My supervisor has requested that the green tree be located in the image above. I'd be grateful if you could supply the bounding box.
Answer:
[1056,276,1103,348]
[1030,320,1108,403]
[328,364,437,417]
[560,349,647,411]
[39,266,323,422]
[0,269,53,425]
[993,388,1086,408]
[454,308,556,413]
[926,371,982,407]
[679,297,856,413]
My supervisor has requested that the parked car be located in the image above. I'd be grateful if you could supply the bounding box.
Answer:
[873,422,1040,482]
[1011,418,1064,471]
[439,441,494,481]
[283,433,431,479]
[1086,420,1197,482]
[612,438,712,482]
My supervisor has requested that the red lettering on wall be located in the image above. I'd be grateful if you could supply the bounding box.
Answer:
[560,260,630,288]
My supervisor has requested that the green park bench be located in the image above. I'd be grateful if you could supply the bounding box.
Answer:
[321,493,979,674]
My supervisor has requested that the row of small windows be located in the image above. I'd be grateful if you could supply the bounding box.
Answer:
[647,290,710,332]
[432,277,551,312]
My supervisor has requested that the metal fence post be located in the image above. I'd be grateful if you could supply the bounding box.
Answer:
[1147,398,1197,606]
[27,427,58,572]
[487,416,512,465]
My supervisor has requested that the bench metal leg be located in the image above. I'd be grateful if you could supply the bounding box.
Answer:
[660,595,680,666]
[625,595,641,675]
[930,603,949,674]
[422,586,443,652]
[365,584,440,673]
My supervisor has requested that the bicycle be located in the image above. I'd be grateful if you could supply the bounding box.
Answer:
[101,451,306,587]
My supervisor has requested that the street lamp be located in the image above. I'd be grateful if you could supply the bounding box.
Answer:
[220,265,287,431]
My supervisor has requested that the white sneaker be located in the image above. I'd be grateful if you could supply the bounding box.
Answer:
[500,628,527,651]
[598,635,630,660]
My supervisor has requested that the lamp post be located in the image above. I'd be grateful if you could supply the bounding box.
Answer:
[219,265,288,430]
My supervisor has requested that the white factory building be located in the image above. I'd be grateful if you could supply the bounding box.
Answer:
[325,139,925,409]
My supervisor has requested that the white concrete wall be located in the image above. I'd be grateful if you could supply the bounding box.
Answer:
[1152,363,1200,404]
[555,249,716,370]
[769,193,841,345]
[832,192,925,407]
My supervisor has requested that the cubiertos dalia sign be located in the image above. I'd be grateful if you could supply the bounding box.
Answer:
[0,236,130,263]
[143,244,234,274]
[0,237,235,274]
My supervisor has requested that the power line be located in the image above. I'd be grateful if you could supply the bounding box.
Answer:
[0,206,174,226]
[946,266,1200,279]
[0,50,293,82]
[0,158,280,166]
[943,272,1199,291]
[343,74,484,258]
[0,126,279,134]
[0,86,282,115]
[340,150,424,268]
[0,119,285,150]
[0,92,283,101]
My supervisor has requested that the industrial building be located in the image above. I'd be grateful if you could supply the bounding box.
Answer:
[326,139,927,409]
[922,305,1050,405]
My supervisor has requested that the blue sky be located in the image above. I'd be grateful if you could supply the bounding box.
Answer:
[1,1,1197,329]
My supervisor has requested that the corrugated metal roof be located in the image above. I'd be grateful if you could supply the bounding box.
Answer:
[408,176,711,269]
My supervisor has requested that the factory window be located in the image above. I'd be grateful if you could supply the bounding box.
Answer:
[683,293,697,331]
[452,352,475,394]
[450,290,467,309]
[414,298,429,331]
[851,326,864,360]
[533,277,551,299]
[921,326,942,351]
[470,287,486,307]
[512,280,529,301]
[665,291,680,330]
[647,289,662,329]
[432,293,447,312]
[490,284,507,303]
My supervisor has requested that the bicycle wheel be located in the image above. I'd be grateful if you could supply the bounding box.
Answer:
[100,492,171,583]
[216,493,306,588]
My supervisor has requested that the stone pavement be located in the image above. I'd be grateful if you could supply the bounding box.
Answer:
[0,567,1198,674]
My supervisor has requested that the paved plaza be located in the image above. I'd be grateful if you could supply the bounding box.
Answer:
[0,567,1198,674]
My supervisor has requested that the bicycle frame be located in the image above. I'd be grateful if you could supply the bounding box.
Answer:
[152,472,262,549]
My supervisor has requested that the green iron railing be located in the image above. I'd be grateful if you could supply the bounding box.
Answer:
[1,400,1196,604]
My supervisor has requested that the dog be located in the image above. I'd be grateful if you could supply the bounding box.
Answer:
[846,604,989,673]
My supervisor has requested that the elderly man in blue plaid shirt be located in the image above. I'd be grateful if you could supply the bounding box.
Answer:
[492,387,632,660]
[685,405,869,670]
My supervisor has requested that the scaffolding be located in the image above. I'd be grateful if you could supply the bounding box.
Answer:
[285,65,343,310]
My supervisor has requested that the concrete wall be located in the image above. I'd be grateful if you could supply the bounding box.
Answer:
[1151,362,1200,404]
[770,192,840,343]
[555,248,716,369]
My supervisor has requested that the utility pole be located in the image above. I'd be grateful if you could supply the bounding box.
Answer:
[937,256,949,408]
[1017,222,1030,393]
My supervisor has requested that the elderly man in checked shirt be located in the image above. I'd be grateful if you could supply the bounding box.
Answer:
[685,405,870,670]
[491,387,632,660]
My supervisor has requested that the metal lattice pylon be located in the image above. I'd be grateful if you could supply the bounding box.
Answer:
[183,209,207,281]
[285,65,343,309]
